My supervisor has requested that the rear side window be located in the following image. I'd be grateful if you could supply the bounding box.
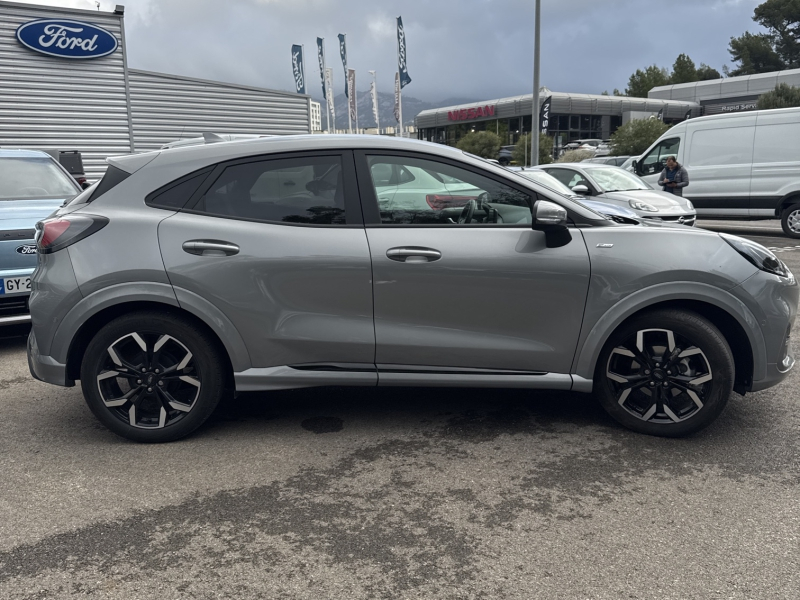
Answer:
[146,169,212,210]
[88,165,130,203]
[753,122,800,164]
[189,155,347,225]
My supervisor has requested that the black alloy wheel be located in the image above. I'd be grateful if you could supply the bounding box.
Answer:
[595,309,734,437]
[81,312,226,443]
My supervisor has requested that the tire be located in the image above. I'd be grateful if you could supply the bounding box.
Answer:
[80,311,227,443]
[780,202,800,239]
[594,309,734,437]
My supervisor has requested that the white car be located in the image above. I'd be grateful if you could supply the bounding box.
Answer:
[539,163,697,226]
[371,162,482,212]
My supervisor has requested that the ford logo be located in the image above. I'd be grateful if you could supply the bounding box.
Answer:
[16,244,37,255]
[15,19,118,60]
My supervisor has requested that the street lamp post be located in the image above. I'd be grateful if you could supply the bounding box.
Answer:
[531,0,541,166]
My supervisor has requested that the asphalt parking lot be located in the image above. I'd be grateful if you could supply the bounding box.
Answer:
[1,220,798,599]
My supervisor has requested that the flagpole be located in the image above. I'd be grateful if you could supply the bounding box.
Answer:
[344,34,352,134]
[354,71,359,133]
[531,0,541,166]
[320,38,330,133]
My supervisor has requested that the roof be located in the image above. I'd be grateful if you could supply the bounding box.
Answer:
[108,134,493,175]
[648,68,800,103]
[415,91,700,128]
[0,148,52,158]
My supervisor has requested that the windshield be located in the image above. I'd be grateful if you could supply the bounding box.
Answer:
[584,166,650,192]
[517,170,577,197]
[0,157,79,200]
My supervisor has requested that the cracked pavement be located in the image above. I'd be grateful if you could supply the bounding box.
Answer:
[1,222,798,599]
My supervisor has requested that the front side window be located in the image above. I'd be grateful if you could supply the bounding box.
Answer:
[367,155,533,226]
[191,156,346,225]
[639,137,680,175]
[546,168,590,191]
[0,157,79,200]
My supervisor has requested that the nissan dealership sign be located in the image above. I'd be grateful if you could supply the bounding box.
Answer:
[15,19,118,59]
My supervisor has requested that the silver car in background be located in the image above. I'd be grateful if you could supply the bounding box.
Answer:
[26,136,796,442]
[539,163,697,226]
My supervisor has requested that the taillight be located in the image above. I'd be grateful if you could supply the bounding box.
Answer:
[426,195,475,210]
[36,215,109,254]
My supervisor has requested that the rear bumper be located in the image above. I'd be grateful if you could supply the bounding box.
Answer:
[27,329,72,387]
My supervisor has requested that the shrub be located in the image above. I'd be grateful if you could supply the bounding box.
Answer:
[456,131,502,159]
[556,150,595,163]
[610,118,670,156]
[511,133,554,165]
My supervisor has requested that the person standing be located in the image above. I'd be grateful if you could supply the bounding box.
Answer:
[658,156,689,196]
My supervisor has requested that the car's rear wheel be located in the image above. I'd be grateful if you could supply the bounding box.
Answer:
[80,312,226,443]
[595,309,734,437]
[780,202,800,239]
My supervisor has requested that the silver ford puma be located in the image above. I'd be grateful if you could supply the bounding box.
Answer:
[27,136,797,442]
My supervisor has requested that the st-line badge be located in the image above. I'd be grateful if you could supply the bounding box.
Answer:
[16,19,119,59]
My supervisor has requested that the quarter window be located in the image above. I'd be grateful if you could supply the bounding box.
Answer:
[191,156,347,225]
[366,155,533,226]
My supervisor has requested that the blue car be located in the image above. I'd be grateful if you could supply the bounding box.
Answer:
[1,149,81,325]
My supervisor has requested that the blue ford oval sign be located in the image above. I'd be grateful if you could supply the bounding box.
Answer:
[15,19,118,59]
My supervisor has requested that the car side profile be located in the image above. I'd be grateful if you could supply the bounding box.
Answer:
[27,136,797,442]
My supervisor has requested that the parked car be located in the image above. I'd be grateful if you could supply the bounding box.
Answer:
[584,156,632,167]
[498,145,514,166]
[0,149,81,325]
[41,149,89,189]
[539,163,697,226]
[511,167,641,220]
[633,106,800,237]
[28,136,796,442]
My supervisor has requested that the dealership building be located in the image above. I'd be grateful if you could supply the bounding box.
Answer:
[0,0,311,179]
[415,68,800,151]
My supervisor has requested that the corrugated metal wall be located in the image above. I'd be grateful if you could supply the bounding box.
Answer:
[129,70,310,153]
[0,1,131,180]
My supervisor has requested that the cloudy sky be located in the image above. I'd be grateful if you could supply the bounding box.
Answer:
[18,0,766,102]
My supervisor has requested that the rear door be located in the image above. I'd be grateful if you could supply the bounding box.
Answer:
[157,150,376,371]
[355,151,591,379]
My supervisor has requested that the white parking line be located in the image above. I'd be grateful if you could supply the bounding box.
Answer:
[767,246,800,253]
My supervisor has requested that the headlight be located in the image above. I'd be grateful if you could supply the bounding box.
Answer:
[684,199,694,211]
[628,199,658,212]
[720,233,790,278]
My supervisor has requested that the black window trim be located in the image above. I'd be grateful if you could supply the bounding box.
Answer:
[178,149,364,228]
[145,166,215,211]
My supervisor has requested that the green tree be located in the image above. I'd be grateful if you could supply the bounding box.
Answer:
[671,54,698,84]
[456,131,501,159]
[625,65,671,98]
[727,31,785,75]
[754,0,800,68]
[610,118,670,156]
[511,133,554,165]
[696,63,722,80]
[757,83,800,108]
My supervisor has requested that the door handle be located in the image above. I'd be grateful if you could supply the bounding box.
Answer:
[182,240,240,257]
[386,247,442,263]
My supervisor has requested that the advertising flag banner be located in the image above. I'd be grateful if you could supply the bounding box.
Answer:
[316,37,326,100]
[539,96,552,134]
[369,71,380,129]
[394,72,401,122]
[657,108,664,121]
[684,109,693,120]
[396,17,411,89]
[325,67,335,118]
[291,44,305,95]
[338,34,348,97]
[347,69,357,124]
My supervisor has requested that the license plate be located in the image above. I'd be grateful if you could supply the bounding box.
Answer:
[0,276,31,295]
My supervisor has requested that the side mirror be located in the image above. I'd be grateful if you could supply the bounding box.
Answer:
[571,184,590,195]
[532,200,572,248]
[632,160,639,174]
[80,181,91,190]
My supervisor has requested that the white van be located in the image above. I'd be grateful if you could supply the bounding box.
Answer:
[633,106,800,238]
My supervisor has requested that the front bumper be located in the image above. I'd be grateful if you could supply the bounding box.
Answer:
[27,328,72,387]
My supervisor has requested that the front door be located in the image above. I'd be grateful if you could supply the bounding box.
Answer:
[355,151,591,375]
[157,151,375,369]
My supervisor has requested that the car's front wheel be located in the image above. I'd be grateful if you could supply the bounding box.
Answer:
[780,202,800,239]
[80,312,227,443]
[595,309,734,437]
